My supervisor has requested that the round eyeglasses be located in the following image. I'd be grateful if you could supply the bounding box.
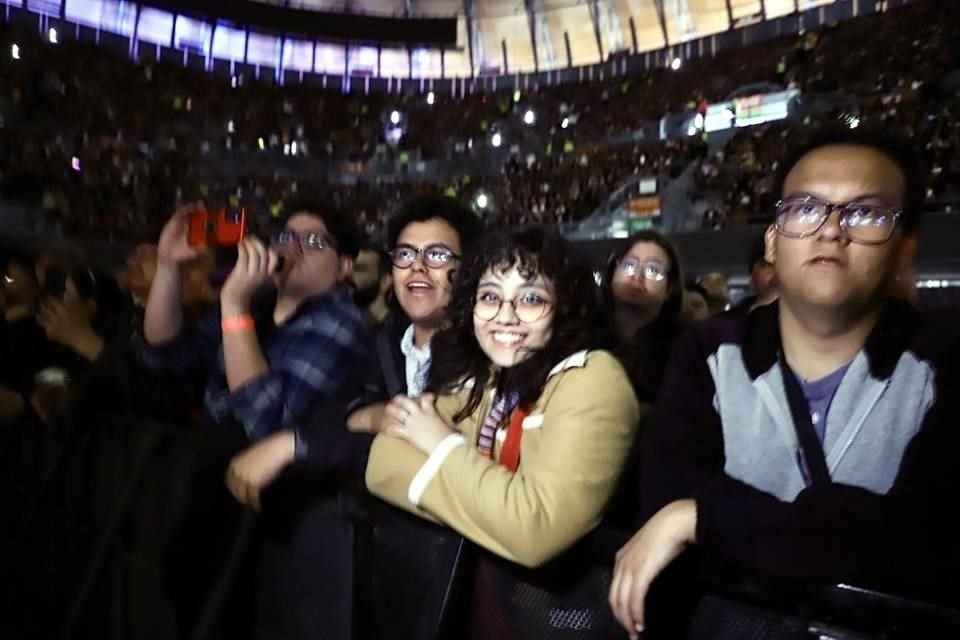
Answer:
[775,196,901,245]
[474,290,552,323]
[390,244,460,269]
[617,257,668,282]
[273,230,336,252]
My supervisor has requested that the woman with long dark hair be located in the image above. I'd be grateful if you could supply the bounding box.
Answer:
[601,230,687,402]
[365,227,639,590]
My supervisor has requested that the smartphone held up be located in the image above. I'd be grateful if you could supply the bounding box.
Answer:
[187,207,247,248]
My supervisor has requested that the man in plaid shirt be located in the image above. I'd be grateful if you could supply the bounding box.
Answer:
[140,199,369,509]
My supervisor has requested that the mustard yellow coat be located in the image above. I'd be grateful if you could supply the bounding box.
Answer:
[365,349,643,568]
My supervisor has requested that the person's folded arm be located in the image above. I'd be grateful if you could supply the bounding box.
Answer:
[368,352,641,568]
[292,363,376,477]
[642,328,960,596]
[219,315,368,441]
[137,306,219,374]
[691,398,959,595]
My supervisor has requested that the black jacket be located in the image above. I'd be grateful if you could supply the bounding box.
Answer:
[348,312,468,640]
[643,300,960,602]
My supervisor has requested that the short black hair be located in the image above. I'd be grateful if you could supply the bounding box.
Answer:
[386,196,483,256]
[359,238,390,281]
[772,126,926,234]
[279,199,361,259]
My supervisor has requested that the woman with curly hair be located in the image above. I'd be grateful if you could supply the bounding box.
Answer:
[365,226,640,579]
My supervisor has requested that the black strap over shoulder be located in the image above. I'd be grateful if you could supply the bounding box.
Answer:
[779,356,832,487]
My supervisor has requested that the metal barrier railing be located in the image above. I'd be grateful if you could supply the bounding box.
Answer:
[4,407,960,639]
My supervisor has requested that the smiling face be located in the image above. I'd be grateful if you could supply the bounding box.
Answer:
[767,144,906,314]
[473,266,554,368]
[392,219,462,328]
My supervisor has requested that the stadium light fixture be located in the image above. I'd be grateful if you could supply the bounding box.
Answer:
[670,57,682,71]
[475,193,489,210]
[48,28,58,44]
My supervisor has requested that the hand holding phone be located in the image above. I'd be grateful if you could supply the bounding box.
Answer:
[220,237,281,313]
[159,203,206,266]
[187,206,247,249]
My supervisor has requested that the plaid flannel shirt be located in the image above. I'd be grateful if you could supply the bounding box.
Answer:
[139,287,369,443]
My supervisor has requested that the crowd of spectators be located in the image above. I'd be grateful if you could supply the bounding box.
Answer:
[0,1,957,242]
[697,1,960,228]
[6,123,960,638]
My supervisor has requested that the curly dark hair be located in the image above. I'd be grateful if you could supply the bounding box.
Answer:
[427,227,602,423]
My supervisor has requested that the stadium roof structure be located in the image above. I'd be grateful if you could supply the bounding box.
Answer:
[245,0,841,74]
[3,0,883,80]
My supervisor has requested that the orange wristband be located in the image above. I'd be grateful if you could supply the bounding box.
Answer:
[221,314,255,334]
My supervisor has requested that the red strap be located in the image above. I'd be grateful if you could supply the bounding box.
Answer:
[498,406,529,473]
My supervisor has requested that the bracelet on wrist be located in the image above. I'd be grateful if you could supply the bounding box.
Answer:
[221,314,255,334]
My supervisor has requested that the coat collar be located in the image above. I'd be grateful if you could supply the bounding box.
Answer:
[742,299,915,382]
[547,350,590,378]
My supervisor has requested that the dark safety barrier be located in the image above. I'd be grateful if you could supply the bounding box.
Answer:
[3,409,959,639]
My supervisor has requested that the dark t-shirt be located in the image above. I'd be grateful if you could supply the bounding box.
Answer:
[799,360,853,443]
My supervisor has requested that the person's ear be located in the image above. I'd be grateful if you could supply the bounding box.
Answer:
[764,225,777,265]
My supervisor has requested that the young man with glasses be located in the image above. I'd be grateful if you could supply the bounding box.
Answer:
[347,196,482,430]
[609,128,960,638]
[141,200,370,639]
[346,196,483,640]
[141,200,369,506]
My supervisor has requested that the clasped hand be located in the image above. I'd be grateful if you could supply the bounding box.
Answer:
[381,393,455,455]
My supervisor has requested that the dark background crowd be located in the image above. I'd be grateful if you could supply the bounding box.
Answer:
[0,1,958,241]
